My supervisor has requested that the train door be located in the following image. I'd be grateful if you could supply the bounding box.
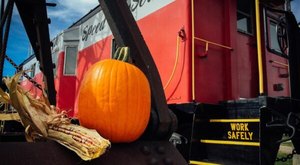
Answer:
[54,27,79,117]
[193,0,236,103]
[263,5,290,97]
[235,0,260,98]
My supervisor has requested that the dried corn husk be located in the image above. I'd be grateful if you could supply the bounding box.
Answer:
[0,71,110,161]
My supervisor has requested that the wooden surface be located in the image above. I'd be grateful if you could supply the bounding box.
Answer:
[0,140,187,165]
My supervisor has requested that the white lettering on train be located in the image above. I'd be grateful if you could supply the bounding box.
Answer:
[78,0,175,50]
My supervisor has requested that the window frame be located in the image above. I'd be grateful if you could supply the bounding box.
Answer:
[237,0,254,35]
[52,50,59,77]
[63,45,78,76]
[264,8,288,58]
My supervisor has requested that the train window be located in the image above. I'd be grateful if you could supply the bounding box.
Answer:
[237,0,253,34]
[264,8,288,58]
[269,21,282,53]
[64,46,78,75]
[30,63,36,78]
[52,51,58,76]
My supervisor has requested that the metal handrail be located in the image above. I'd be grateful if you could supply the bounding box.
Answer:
[194,37,233,51]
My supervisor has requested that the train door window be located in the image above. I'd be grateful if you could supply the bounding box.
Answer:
[64,46,78,75]
[264,8,287,57]
[269,21,282,53]
[237,0,254,34]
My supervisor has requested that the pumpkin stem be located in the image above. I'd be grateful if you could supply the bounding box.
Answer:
[113,47,130,62]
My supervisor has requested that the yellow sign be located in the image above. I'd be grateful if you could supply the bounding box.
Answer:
[227,123,254,141]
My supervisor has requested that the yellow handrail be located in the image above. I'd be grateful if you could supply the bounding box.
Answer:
[269,60,289,68]
[194,37,233,51]
[255,0,264,95]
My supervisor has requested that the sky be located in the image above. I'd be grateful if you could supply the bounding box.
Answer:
[2,0,300,76]
[4,0,99,76]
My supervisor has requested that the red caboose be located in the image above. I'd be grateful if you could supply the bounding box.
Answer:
[20,0,300,164]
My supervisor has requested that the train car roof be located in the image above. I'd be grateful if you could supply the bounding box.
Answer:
[18,54,36,67]
[69,5,101,29]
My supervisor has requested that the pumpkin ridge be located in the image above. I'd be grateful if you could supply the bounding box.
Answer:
[91,65,102,127]
[96,62,104,136]
[102,61,112,139]
[132,66,142,139]
[135,65,143,140]
[108,61,120,139]
[122,63,129,141]
[115,60,127,142]
[139,67,150,137]
[116,61,125,142]
[128,64,139,141]
[92,66,101,129]
[78,64,97,129]
[95,63,105,131]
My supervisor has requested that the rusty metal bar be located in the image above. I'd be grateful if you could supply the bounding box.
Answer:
[0,0,4,59]
[5,54,42,90]
[0,0,13,80]
[99,0,177,140]
[15,0,56,105]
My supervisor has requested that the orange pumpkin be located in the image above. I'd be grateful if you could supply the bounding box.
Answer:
[78,59,151,143]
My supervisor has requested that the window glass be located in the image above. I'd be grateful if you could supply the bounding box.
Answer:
[264,9,288,58]
[237,0,253,34]
[52,51,58,76]
[269,22,282,53]
[64,46,78,75]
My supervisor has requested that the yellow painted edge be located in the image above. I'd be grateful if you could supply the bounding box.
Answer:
[191,0,195,101]
[201,139,260,147]
[209,118,260,123]
[190,160,220,165]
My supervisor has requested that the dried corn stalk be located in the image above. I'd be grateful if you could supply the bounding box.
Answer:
[0,71,110,161]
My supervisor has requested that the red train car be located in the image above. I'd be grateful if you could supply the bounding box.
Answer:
[20,0,300,164]
[21,0,290,116]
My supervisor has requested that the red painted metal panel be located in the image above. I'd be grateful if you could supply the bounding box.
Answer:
[264,51,290,97]
[236,33,259,98]
[20,72,44,98]
[193,0,229,103]
[55,51,77,117]
[136,0,191,104]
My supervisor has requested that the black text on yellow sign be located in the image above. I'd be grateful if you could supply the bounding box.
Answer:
[227,123,253,140]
